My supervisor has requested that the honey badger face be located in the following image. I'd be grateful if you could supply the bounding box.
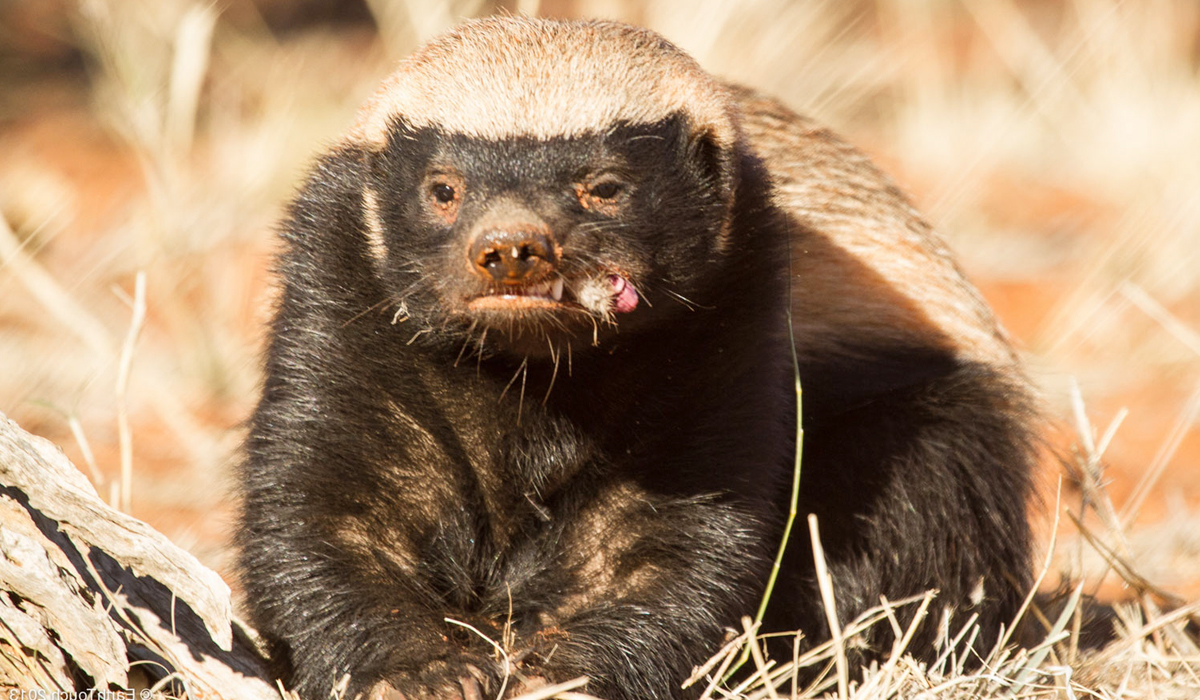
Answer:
[363,114,730,353]
[349,17,741,355]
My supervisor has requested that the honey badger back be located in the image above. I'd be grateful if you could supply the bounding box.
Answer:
[237,17,1035,700]
[737,88,1035,657]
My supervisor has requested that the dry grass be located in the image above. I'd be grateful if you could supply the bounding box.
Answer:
[1,0,1199,697]
[672,386,1200,700]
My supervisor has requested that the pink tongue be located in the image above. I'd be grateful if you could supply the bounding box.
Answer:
[610,275,639,313]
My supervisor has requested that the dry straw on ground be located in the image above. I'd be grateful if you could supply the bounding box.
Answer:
[1,0,1198,697]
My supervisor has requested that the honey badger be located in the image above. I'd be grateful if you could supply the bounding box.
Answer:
[238,16,1037,700]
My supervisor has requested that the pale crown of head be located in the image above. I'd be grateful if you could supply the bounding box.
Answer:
[348,17,737,150]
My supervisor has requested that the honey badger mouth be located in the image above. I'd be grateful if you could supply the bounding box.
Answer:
[466,273,639,316]
[458,209,640,322]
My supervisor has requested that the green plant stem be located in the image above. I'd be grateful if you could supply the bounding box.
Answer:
[724,309,804,682]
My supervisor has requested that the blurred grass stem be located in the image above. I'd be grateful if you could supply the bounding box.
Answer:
[116,271,147,513]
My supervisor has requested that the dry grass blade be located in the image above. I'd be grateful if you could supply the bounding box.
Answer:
[1068,380,1128,552]
[552,693,605,700]
[853,592,934,697]
[685,622,757,689]
[444,617,515,700]
[507,676,590,700]
[1119,379,1200,528]
[166,4,216,156]
[745,618,778,700]
[116,271,147,514]
[995,479,1065,657]
[1067,511,1185,608]
[808,514,849,698]
[1090,600,1200,667]
[1119,282,1200,358]
[1004,582,1082,698]
[0,214,113,357]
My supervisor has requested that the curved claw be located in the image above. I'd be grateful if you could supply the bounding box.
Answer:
[368,681,408,700]
[458,675,483,700]
[511,675,549,697]
[367,663,492,700]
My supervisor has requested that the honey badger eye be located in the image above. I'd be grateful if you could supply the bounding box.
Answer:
[426,174,463,225]
[589,181,623,199]
[575,177,627,214]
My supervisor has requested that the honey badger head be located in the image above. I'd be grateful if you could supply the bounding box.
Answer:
[346,17,744,355]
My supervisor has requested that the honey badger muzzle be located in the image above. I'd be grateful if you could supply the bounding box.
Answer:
[463,201,638,315]
[469,226,559,285]
[464,204,564,309]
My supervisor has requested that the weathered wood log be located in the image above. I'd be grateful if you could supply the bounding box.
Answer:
[0,413,278,698]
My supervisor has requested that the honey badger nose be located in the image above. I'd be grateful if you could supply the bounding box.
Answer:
[469,227,559,284]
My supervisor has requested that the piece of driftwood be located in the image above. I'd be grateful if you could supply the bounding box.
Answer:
[0,413,278,698]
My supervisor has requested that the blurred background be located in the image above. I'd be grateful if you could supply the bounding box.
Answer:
[1,0,1198,605]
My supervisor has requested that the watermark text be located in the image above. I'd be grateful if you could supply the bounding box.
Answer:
[8,690,153,700]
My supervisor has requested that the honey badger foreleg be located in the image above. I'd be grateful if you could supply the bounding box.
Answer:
[371,490,770,700]
[239,471,501,700]
[501,491,770,700]
[243,454,769,700]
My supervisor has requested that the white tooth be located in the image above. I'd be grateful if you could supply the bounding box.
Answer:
[551,278,564,301]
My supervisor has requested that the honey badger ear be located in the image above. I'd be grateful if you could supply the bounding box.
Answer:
[698,128,736,181]
[690,127,740,250]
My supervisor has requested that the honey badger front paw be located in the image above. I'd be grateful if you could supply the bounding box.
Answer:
[367,661,493,700]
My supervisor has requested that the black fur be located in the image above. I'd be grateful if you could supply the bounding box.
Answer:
[237,110,1035,700]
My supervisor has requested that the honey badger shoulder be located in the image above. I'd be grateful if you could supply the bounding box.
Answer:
[237,16,1037,700]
